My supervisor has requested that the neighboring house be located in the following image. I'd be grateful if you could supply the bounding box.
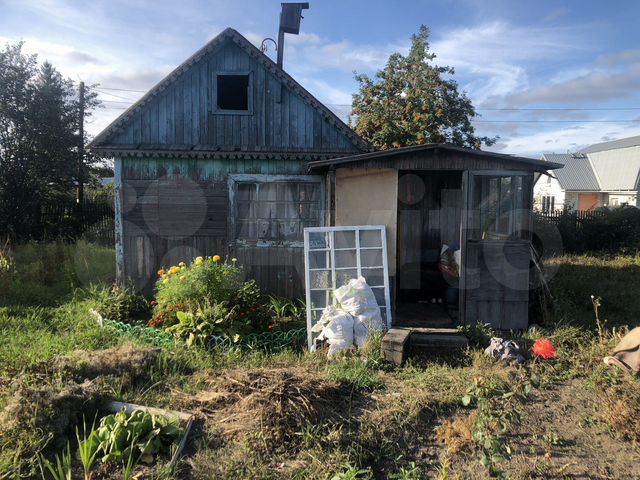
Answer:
[535,135,640,211]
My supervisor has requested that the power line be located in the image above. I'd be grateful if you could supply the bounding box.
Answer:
[99,86,148,93]
[324,103,640,112]
[95,89,141,101]
[479,107,640,111]
[478,118,640,123]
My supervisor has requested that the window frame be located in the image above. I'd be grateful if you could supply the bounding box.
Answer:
[228,174,325,247]
[214,71,253,115]
[466,170,533,242]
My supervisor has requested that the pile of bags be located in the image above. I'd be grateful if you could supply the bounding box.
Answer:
[311,277,385,357]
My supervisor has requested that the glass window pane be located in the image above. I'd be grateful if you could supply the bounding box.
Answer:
[334,230,356,249]
[234,179,321,242]
[335,250,357,268]
[236,183,254,200]
[473,174,527,240]
[360,230,382,248]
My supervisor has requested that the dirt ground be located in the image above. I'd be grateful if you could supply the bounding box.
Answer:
[441,378,640,480]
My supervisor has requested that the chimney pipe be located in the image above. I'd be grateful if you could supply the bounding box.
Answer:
[277,2,309,69]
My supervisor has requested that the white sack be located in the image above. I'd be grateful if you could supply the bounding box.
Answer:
[335,277,384,348]
[313,305,354,357]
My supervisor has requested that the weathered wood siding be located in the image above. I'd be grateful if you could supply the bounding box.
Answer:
[120,157,314,297]
[463,241,530,330]
[107,39,359,154]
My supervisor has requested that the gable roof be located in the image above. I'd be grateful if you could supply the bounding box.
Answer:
[588,148,640,191]
[309,143,563,172]
[542,153,600,191]
[579,135,640,154]
[88,28,370,154]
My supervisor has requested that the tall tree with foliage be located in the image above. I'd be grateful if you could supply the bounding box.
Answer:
[0,42,99,239]
[351,26,495,150]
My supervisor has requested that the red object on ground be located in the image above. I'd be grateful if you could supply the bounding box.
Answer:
[532,338,557,359]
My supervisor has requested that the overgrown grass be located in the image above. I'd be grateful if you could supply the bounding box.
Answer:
[1,247,639,479]
[0,241,115,306]
[546,254,640,327]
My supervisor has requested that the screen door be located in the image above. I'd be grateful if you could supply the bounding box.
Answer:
[303,225,392,349]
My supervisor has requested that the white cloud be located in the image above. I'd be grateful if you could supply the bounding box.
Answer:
[485,122,640,157]
[506,63,640,105]
[431,21,587,104]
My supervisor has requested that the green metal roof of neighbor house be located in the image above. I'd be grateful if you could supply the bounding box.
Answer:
[579,135,640,154]
[542,153,600,191]
[308,143,562,172]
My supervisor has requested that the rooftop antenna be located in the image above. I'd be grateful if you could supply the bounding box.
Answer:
[277,2,309,69]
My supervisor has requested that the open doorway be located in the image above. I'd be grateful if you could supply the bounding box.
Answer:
[396,171,463,327]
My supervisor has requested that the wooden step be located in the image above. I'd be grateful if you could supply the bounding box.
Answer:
[381,328,411,365]
[410,333,469,349]
[381,327,469,365]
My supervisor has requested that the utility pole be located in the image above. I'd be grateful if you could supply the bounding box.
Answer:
[76,81,85,206]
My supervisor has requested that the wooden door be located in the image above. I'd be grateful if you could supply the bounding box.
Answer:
[460,171,533,329]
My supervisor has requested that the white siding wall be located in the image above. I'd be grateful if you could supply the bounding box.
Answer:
[533,172,566,210]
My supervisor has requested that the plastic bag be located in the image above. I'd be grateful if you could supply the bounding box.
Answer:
[313,305,354,357]
[335,277,383,348]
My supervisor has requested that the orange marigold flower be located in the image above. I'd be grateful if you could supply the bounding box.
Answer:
[532,338,557,359]
[157,269,165,276]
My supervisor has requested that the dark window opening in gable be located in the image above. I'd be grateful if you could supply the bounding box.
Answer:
[217,74,249,111]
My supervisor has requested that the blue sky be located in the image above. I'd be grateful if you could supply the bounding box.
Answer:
[2,0,640,156]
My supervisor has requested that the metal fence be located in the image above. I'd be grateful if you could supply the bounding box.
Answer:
[534,209,606,226]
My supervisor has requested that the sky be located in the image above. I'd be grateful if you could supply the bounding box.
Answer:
[2,0,640,157]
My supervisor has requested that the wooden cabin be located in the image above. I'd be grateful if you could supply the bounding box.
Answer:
[308,145,562,330]
[88,28,370,296]
[90,27,562,333]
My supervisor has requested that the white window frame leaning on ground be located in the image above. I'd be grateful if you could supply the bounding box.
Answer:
[303,225,392,349]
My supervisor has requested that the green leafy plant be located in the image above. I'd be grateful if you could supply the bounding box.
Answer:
[389,462,422,479]
[37,443,72,480]
[153,256,270,337]
[461,376,532,477]
[95,409,183,465]
[457,322,494,348]
[165,302,240,347]
[121,433,142,480]
[76,417,99,480]
[331,464,373,480]
[94,284,149,325]
[268,296,306,331]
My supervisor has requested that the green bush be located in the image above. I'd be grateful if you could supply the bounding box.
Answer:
[535,207,640,255]
[94,284,149,325]
[151,256,270,340]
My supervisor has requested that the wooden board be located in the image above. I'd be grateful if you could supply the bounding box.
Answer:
[105,40,362,154]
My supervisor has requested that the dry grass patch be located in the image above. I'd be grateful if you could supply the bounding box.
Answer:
[597,376,640,442]
[177,367,357,448]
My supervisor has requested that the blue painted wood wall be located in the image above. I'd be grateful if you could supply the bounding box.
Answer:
[104,33,366,296]
[105,38,361,153]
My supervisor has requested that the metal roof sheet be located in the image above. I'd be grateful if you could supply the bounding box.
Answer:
[542,153,600,191]
[579,135,640,154]
[589,148,640,191]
